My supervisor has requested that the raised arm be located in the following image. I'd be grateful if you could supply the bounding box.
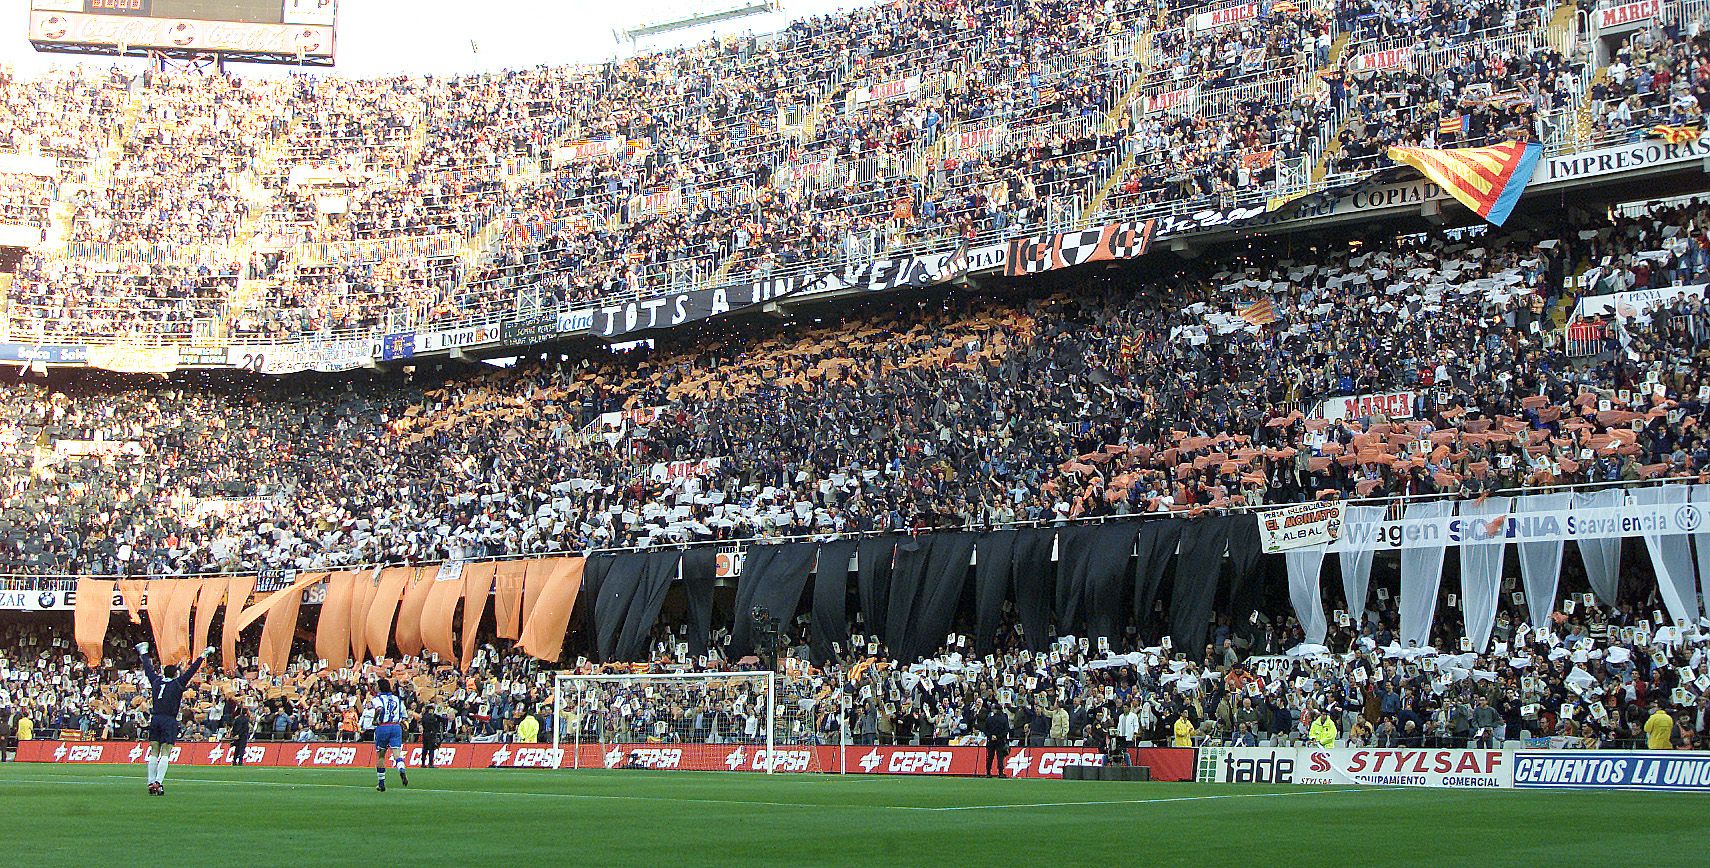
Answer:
[137,642,160,687]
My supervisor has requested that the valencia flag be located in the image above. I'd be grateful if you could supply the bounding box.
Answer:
[1386,140,1542,227]
[1647,124,1702,144]
[1238,297,1278,326]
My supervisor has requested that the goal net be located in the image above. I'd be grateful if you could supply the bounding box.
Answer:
[553,671,838,773]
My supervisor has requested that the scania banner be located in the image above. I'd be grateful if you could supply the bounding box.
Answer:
[1328,490,1705,553]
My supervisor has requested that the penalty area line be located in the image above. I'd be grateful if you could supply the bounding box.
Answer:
[914,787,1375,811]
[81,773,915,811]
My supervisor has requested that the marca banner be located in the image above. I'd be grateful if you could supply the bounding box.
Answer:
[87,344,179,374]
[1004,220,1155,277]
[632,188,685,215]
[380,332,415,362]
[1386,141,1542,227]
[227,340,377,375]
[1141,86,1195,114]
[649,457,722,483]
[1257,502,1345,553]
[416,324,501,353]
[593,276,801,339]
[1328,490,1705,553]
[1347,46,1414,73]
[1317,389,1418,422]
[1596,0,1659,29]
[945,125,1008,153]
[552,138,624,167]
[1296,748,1512,788]
[1513,750,1710,792]
[849,75,921,106]
[14,740,1195,779]
[1193,3,1260,30]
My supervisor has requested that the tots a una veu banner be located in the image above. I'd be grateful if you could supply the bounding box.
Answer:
[1386,141,1541,227]
[1004,220,1155,277]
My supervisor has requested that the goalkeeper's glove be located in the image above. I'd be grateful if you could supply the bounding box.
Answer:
[202,646,217,659]
[136,642,150,656]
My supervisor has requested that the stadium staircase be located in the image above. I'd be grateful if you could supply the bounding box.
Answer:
[1306,33,1355,185]
[42,83,146,252]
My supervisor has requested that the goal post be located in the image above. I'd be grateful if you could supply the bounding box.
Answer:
[553,670,837,773]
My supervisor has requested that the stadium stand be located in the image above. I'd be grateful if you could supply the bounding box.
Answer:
[2,0,1710,768]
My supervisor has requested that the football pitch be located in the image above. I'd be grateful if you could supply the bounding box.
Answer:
[2,765,1707,866]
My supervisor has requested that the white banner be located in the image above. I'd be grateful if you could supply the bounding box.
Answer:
[551,138,624,166]
[1597,0,1659,29]
[1258,502,1345,553]
[1317,389,1418,422]
[849,75,921,106]
[1347,46,1414,73]
[1142,86,1195,114]
[227,340,376,375]
[945,125,1008,153]
[1329,491,1705,553]
[1295,747,1512,788]
[1574,282,1706,320]
[649,457,722,483]
[1193,3,1260,30]
[415,324,501,353]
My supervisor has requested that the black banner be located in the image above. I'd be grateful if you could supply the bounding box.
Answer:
[615,550,681,661]
[501,313,556,347]
[856,536,896,638]
[831,247,966,293]
[594,552,647,660]
[1082,522,1141,644]
[1012,528,1056,652]
[681,547,717,658]
[810,540,857,663]
[972,531,1016,655]
[1003,219,1155,277]
[1168,517,1231,653]
[593,276,800,339]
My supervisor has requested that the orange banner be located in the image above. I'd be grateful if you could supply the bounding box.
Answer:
[74,578,114,666]
[145,579,194,666]
[420,568,464,667]
[350,568,378,662]
[493,561,527,640]
[461,562,498,666]
[192,579,226,658]
[364,567,412,662]
[395,569,432,659]
[231,571,327,633]
[222,576,255,672]
[118,579,146,624]
[316,571,357,667]
[522,558,553,628]
[258,575,311,674]
[517,558,586,663]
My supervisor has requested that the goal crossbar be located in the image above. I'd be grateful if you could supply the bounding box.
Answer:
[553,671,780,772]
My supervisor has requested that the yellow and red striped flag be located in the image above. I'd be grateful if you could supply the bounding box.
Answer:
[1238,297,1278,326]
[1386,140,1542,227]
[1648,124,1702,144]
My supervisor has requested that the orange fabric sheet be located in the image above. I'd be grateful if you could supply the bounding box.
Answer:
[74,578,114,666]
[493,561,527,640]
[364,567,413,662]
[516,558,586,663]
[395,569,433,659]
[420,568,464,667]
[316,571,357,667]
[460,562,498,666]
[192,579,226,660]
[221,576,255,673]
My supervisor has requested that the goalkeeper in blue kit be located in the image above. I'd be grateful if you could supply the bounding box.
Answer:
[136,641,215,796]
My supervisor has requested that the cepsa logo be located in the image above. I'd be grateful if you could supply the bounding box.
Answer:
[726,748,812,772]
[408,747,458,767]
[881,750,953,774]
[296,746,359,766]
[505,748,565,768]
[53,744,106,762]
[1035,751,1105,777]
[128,744,181,763]
[625,748,685,770]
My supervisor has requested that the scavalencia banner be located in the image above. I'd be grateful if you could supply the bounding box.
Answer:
[1328,492,1702,552]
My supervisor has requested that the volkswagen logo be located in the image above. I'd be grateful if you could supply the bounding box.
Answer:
[1675,504,1702,533]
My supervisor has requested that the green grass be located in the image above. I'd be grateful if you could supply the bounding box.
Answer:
[2,764,1707,866]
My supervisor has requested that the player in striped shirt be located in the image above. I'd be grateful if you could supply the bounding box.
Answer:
[368,679,409,791]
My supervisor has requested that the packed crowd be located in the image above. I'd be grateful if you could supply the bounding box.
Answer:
[1587,24,1710,138]
[2,198,1708,578]
[2,543,1705,754]
[7,0,1678,344]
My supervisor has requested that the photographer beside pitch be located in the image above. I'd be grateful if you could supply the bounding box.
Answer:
[135,641,214,796]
